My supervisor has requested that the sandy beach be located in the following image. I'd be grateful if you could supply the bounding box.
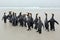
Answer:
[0,7,60,40]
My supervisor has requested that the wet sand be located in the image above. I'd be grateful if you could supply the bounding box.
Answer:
[0,8,60,40]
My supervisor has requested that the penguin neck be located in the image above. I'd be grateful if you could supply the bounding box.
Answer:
[46,16,47,20]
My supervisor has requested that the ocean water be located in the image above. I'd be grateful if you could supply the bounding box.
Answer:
[0,7,60,40]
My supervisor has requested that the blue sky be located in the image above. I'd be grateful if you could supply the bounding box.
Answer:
[0,0,60,7]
